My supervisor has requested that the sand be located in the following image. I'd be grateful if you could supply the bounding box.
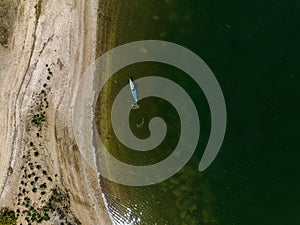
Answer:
[0,0,112,224]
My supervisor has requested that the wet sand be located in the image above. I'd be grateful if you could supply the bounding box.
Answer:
[0,0,112,224]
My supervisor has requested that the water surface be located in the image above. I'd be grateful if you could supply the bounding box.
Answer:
[96,0,300,224]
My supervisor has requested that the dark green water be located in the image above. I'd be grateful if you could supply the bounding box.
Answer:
[96,0,300,224]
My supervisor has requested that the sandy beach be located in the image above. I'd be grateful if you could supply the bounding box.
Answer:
[0,0,112,224]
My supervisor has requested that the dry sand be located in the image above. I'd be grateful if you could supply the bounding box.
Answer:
[0,0,112,224]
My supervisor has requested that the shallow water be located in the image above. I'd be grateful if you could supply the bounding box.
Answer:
[95,0,300,224]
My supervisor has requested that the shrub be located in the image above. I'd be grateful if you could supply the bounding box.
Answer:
[0,208,17,225]
[31,114,46,127]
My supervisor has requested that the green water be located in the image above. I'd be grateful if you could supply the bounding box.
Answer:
[96,0,300,224]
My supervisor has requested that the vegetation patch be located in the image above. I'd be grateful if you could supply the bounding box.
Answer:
[13,63,82,224]
[0,208,17,225]
[31,114,47,127]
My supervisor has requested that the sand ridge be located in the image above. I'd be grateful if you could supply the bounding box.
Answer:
[0,0,111,224]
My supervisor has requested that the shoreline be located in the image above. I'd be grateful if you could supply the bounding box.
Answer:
[0,0,112,224]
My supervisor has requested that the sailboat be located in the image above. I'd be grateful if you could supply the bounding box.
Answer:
[129,77,139,109]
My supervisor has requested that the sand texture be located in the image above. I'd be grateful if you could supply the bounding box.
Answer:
[0,0,112,224]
